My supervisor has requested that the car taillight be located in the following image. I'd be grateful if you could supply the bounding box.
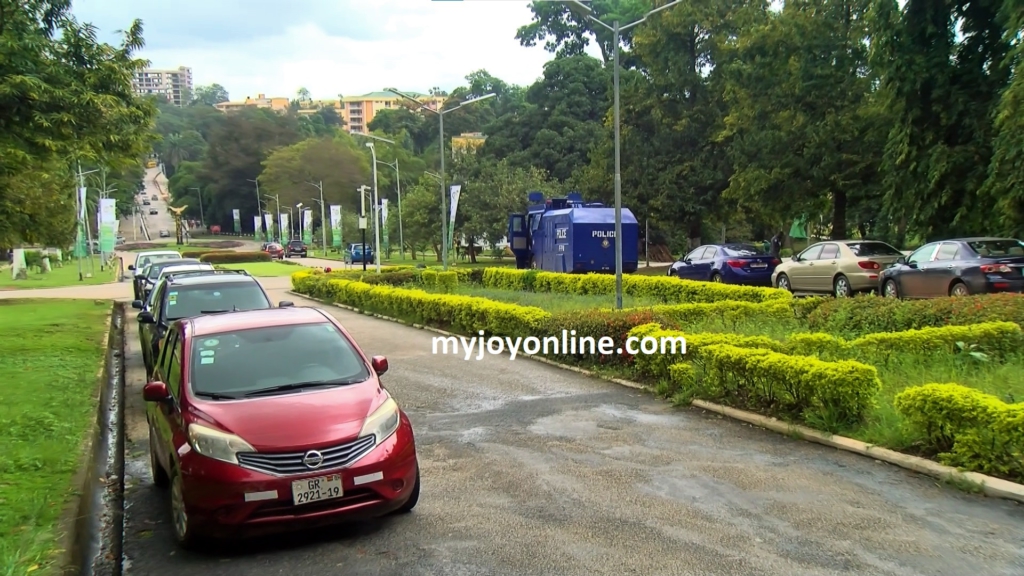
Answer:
[857,261,880,270]
[981,264,1011,273]
[771,258,780,265]
[726,260,745,268]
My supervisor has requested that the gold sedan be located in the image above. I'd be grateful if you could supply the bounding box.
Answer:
[772,240,904,297]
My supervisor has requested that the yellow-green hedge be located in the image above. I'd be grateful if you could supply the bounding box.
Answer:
[647,300,796,325]
[292,270,549,336]
[437,271,458,292]
[481,268,790,304]
[421,269,438,286]
[675,344,881,426]
[629,323,784,380]
[894,383,1024,480]
[785,322,1022,362]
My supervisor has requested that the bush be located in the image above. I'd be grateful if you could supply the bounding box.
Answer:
[199,251,271,264]
[181,249,228,258]
[437,271,458,292]
[421,269,438,287]
[291,271,550,336]
[807,293,1024,337]
[894,383,1024,480]
[359,270,417,286]
[649,299,796,326]
[540,309,672,366]
[480,268,790,304]
[628,324,785,380]
[678,344,882,427]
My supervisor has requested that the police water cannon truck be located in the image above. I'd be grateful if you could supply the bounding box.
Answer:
[507,191,639,273]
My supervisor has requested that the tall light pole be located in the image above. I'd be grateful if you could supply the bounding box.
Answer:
[307,181,327,256]
[567,0,683,309]
[385,88,495,270]
[75,165,99,281]
[353,133,404,259]
[263,194,280,242]
[365,142,382,273]
[247,178,263,240]
[189,187,205,230]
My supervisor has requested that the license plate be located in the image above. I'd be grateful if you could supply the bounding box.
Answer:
[291,474,342,505]
[751,262,767,268]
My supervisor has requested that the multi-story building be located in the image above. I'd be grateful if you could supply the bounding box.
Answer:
[213,94,290,113]
[340,91,446,134]
[132,66,193,106]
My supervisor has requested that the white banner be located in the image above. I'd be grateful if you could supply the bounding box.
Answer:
[329,205,342,248]
[448,185,461,249]
[99,198,116,253]
[78,187,87,221]
[280,212,290,241]
[381,198,389,225]
[263,213,274,239]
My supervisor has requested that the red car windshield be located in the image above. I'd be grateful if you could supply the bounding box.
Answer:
[189,323,370,397]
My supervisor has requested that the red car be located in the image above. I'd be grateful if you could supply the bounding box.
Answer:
[261,242,284,259]
[143,307,419,547]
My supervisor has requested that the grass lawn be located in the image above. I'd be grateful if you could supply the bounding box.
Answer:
[216,262,305,277]
[0,299,110,573]
[0,256,117,290]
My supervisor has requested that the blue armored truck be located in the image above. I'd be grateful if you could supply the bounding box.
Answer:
[507,191,639,273]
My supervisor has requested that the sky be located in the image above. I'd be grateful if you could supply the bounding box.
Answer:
[71,0,603,102]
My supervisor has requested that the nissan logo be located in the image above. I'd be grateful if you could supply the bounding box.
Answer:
[302,450,324,469]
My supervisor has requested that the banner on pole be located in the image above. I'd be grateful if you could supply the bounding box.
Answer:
[302,209,313,245]
[380,199,389,252]
[263,213,274,241]
[448,185,461,253]
[330,205,342,248]
[280,213,290,242]
[253,215,262,242]
[232,209,241,233]
[78,187,87,221]
[99,198,116,253]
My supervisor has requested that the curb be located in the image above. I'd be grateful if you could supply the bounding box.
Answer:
[287,289,1024,505]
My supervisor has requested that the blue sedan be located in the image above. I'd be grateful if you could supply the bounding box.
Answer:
[668,243,781,286]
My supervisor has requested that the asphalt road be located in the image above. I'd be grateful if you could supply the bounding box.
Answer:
[116,280,1024,576]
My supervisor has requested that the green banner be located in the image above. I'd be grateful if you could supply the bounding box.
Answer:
[330,205,342,248]
[302,209,312,245]
[99,198,116,253]
[253,215,262,242]
[233,209,241,233]
[73,224,88,258]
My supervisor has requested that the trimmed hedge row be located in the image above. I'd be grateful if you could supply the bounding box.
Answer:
[292,271,549,336]
[895,383,1024,480]
[481,268,791,304]
[807,293,1024,337]
[181,249,229,258]
[199,251,271,264]
[671,344,881,427]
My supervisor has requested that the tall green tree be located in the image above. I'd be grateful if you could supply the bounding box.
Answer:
[192,83,229,106]
[517,0,652,64]
[260,136,370,217]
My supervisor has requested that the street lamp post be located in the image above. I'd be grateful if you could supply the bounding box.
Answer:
[189,187,205,230]
[567,0,683,309]
[307,181,327,257]
[365,142,382,273]
[353,133,404,260]
[385,88,495,270]
[75,165,99,281]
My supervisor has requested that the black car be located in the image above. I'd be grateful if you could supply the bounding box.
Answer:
[879,237,1024,298]
[131,271,293,375]
[286,240,308,258]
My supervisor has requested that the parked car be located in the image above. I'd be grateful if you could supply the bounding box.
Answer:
[142,200,151,206]
[345,243,373,264]
[149,209,159,215]
[143,307,420,547]
[773,240,904,296]
[286,240,308,258]
[668,243,780,286]
[139,258,203,300]
[132,270,286,375]
[151,195,158,201]
[262,242,285,259]
[879,237,1024,298]
[159,230,170,238]
[129,250,181,300]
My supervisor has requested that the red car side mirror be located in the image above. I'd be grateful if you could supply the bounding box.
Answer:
[371,356,388,375]
[143,381,170,402]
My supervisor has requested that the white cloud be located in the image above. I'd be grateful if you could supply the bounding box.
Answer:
[73,0,605,101]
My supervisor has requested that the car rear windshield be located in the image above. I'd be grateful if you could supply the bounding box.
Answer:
[138,254,178,269]
[148,260,198,279]
[163,283,271,321]
[189,323,370,396]
[289,241,303,247]
[723,244,766,256]
[967,239,1024,257]
[848,242,902,257]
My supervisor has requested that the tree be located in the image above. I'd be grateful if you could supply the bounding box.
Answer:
[259,136,370,218]
[400,176,444,260]
[516,0,652,64]
[192,83,229,106]
[0,0,157,248]
[159,129,206,178]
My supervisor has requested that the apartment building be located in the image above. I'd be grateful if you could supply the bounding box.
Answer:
[132,66,193,106]
[340,91,446,134]
[213,94,290,113]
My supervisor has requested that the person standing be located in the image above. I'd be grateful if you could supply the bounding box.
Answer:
[770,231,784,258]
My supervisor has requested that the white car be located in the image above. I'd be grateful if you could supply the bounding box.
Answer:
[129,250,180,299]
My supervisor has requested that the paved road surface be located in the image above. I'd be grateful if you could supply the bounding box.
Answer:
[112,280,1024,576]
